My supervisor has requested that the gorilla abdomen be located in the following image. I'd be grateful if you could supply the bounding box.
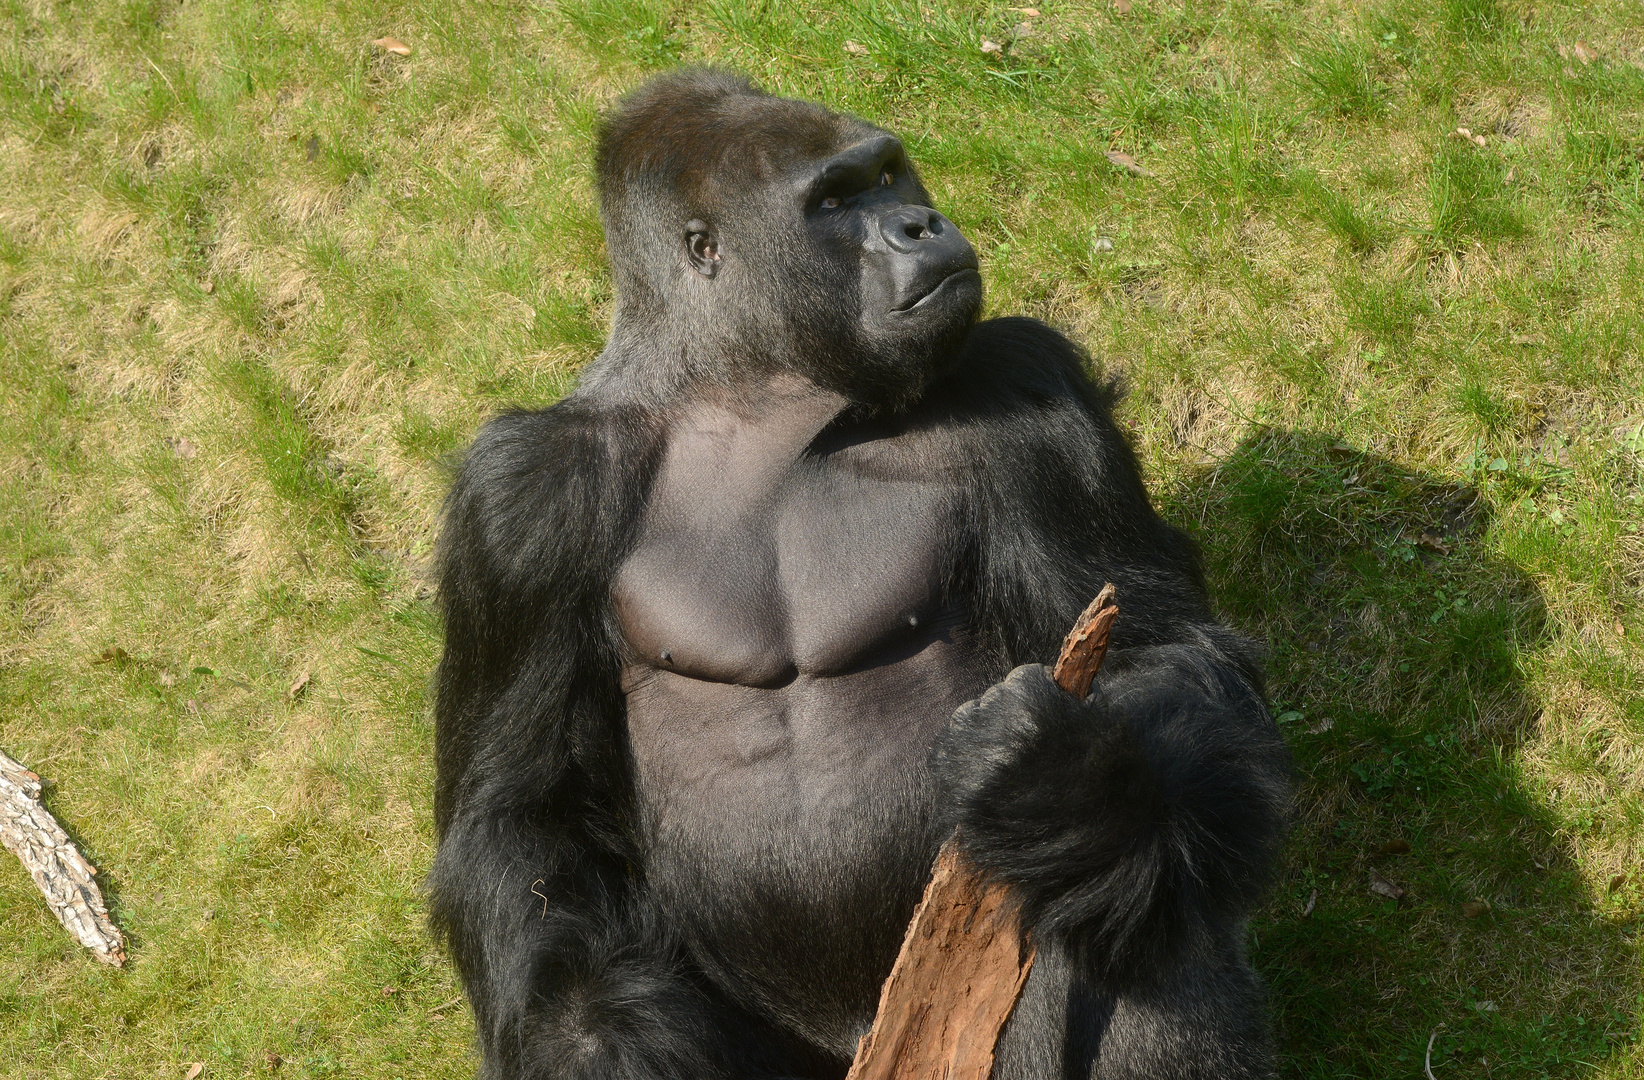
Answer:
[612,385,993,1053]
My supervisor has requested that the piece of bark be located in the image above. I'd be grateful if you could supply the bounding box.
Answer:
[846,585,1119,1080]
[0,750,126,966]
[846,841,1034,1080]
[1051,583,1120,699]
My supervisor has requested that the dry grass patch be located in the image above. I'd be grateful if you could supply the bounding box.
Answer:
[2,0,1641,1077]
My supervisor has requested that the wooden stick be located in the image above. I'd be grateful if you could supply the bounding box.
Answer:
[0,750,126,966]
[846,585,1119,1080]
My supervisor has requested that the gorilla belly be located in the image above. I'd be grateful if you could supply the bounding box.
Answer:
[622,637,989,1055]
[612,391,994,1053]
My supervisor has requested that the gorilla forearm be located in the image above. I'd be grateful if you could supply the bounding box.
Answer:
[434,406,731,1077]
[429,817,728,1080]
[936,638,1290,983]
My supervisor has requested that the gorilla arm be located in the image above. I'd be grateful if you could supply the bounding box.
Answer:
[430,404,732,1080]
[932,318,1292,985]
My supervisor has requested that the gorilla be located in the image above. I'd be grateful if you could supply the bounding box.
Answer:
[430,69,1292,1080]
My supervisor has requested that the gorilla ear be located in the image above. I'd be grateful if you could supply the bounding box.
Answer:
[685,219,720,278]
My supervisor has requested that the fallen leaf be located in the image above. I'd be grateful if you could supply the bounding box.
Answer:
[980,38,1003,54]
[1091,236,1114,252]
[185,1065,204,1080]
[1301,889,1317,917]
[1416,532,1451,555]
[172,436,197,458]
[843,39,868,55]
[382,985,398,996]
[1472,133,1487,147]
[1615,621,1625,637]
[1571,40,1597,65]
[1010,6,1041,15]
[1375,839,1411,857]
[1368,871,1405,901]
[264,1051,283,1071]
[1013,21,1033,36]
[1113,0,1132,12]
[1474,1000,1499,1012]
[1104,150,1153,177]
[1462,899,1490,917]
[158,670,177,687]
[1455,126,1472,138]
[288,670,311,700]
[1503,167,1515,184]
[185,699,200,715]
[304,134,320,162]
[94,646,131,665]
[1610,873,1628,893]
[1307,717,1334,734]
[373,36,411,56]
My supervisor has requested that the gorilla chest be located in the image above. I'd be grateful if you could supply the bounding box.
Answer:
[612,399,987,1047]
[612,397,989,802]
[615,398,969,687]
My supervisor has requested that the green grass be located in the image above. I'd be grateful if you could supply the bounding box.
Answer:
[1,0,1642,1077]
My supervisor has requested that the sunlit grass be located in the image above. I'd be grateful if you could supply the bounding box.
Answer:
[1,1,1641,1077]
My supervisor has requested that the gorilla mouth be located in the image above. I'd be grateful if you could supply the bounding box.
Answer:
[894,268,980,313]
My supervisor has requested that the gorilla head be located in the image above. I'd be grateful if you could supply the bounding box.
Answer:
[592,69,982,409]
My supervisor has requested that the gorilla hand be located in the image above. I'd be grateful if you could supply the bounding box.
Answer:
[930,663,1174,981]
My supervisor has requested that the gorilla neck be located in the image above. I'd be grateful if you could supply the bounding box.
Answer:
[583,310,947,415]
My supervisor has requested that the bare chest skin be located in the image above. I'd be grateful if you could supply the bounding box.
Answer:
[614,382,996,1048]
[614,384,990,830]
[618,383,999,1052]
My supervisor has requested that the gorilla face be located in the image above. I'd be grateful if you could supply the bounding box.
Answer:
[789,133,980,359]
[707,130,983,408]
[596,72,983,410]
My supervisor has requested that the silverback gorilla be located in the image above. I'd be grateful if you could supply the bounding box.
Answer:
[431,69,1292,1080]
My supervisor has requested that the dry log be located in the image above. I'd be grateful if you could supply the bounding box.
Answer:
[846,585,1119,1080]
[0,750,126,966]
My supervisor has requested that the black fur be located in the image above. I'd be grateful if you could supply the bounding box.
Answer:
[431,70,1291,1080]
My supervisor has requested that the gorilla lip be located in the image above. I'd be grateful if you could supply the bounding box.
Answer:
[894,268,980,313]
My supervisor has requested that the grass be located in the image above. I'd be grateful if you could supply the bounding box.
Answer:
[1,0,1642,1076]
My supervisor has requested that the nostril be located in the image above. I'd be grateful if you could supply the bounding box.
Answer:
[903,220,935,242]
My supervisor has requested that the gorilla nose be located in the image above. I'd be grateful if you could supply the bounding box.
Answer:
[879,205,954,254]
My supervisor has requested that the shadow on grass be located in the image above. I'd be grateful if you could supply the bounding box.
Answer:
[1167,429,1639,1078]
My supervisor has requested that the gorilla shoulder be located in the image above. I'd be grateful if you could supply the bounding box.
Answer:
[940,315,1119,415]
[441,400,659,603]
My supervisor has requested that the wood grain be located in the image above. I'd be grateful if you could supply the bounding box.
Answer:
[0,749,126,966]
[844,584,1119,1080]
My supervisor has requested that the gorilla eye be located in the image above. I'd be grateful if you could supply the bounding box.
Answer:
[880,170,894,186]
[820,196,841,209]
